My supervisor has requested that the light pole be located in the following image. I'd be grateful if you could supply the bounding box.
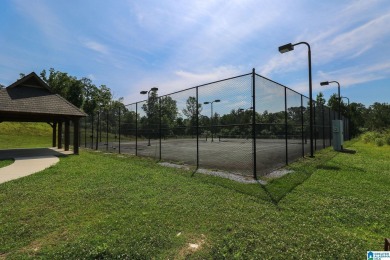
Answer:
[341,96,350,140]
[279,42,314,157]
[320,81,341,119]
[140,87,158,146]
[204,99,220,142]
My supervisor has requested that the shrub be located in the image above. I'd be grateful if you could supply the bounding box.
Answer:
[362,132,374,143]
[385,135,390,145]
[375,138,385,147]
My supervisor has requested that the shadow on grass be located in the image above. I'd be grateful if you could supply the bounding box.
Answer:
[341,148,357,154]
[260,147,341,205]
[316,165,340,171]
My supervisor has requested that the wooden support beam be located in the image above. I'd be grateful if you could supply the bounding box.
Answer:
[65,120,70,151]
[73,118,80,155]
[58,122,63,149]
[52,122,57,147]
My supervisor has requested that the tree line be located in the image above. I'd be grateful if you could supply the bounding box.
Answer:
[26,68,389,138]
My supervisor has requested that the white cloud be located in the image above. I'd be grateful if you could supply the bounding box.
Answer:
[83,40,110,55]
[260,0,390,70]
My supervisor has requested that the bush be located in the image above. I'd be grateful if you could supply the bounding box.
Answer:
[375,138,385,147]
[385,135,390,145]
[361,131,385,144]
[361,132,374,143]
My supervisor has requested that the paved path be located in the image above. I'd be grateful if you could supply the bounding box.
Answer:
[0,148,72,184]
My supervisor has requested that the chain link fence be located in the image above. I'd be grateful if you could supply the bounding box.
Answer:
[78,70,349,178]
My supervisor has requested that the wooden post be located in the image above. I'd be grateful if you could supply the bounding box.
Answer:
[58,121,63,149]
[385,238,390,251]
[65,120,70,151]
[52,122,57,147]
[73,118,80,155]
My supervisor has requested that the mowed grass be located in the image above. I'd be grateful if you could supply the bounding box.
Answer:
[0,125,389,258]
[0,122,52,148]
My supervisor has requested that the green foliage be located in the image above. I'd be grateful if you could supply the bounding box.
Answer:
[365,102,390,131]
[375,138,385,146]
[0,159,13,168]
[40,68,84,108]
[386,135,390,145]
[361,131,390,146]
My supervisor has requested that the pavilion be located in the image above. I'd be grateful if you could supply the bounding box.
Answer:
[0,72,86,154]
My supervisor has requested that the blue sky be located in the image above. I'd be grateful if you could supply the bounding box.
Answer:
[0,0,389,107]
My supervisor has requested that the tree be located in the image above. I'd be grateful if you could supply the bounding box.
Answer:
[365,102,390,131]
[327,93,347,117]
[348,102,366,137]
[316,92,326,105]
[81,77,99,115]
[141,92,178,138]
[182,96,202,134]
[40,68,84,108]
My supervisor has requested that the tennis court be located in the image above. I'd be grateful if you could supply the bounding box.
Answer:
[96,136,312,176]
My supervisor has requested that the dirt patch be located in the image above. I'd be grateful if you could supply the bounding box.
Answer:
[176,234,206,259]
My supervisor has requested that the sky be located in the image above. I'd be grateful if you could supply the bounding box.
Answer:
[0,0,389,108]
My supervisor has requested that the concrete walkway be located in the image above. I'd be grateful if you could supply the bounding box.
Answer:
[0,148,72,184]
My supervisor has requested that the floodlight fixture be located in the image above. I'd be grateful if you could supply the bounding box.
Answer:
[278,43,294,53]
[320,81,329,86]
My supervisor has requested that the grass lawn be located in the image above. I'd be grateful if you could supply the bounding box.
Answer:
[0,160,13,168]
[0,126,389,258]
[0,122,52,149]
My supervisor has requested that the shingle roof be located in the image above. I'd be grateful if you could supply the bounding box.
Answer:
[0,72,86,118]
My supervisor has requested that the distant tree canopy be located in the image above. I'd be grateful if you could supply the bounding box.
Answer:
[38,68,120,114]
[21,68,388,137]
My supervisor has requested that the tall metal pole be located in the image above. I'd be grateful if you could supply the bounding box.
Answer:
[106,108,109,151]
[196,87,199,169]
[284,87,288,165]
[118,106,121,154]
[211,102,214,142]
[337,83,341,120]
[148,91,151,146]
[135,103,138,156]
[307,43,314,157]
[278,42,314,157]
[252,68,257,179]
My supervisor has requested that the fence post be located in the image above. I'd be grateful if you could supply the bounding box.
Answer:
[196,87,199,169]
[118,106,121,154]
[136,102,138,156]
[252,68,257,180]
[159,97,162,160]
[301,95,304,157]
[314,103,317,151]
[84,117,87,148]
[284,87,288,165]
[106,109,109,151]
[95,111,99,150]
[91,114,94,149]
[329,108,332,146]
[322,103,325,148]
